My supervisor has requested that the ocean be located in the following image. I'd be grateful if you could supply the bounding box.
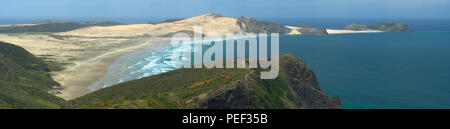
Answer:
[281,32,450,109]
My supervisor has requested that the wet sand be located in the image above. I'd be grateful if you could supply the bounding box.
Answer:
[52,37,169,100]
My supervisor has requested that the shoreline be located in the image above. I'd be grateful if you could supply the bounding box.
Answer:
[53,37,169,100]
[87,39,173,91]
[326,29,384,34]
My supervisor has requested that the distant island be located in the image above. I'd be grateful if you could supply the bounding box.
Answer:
[343,22,414,32]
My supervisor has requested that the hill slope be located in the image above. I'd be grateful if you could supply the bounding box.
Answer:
[0,41,64,108]
[0,20,123,33]
[67,54,341,109]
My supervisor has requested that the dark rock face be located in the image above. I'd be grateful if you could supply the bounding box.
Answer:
[294,22,328,35]
[298,28,328,35]
[278,54,340,109]
[198,81,254,109]
[195,54,342,109]
[236,17,292,34]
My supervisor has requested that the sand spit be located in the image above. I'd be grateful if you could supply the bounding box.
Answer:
[327,29,383,34]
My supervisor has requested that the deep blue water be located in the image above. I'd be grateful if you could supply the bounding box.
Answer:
[280,32,450,109]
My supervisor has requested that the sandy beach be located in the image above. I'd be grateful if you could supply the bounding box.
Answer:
[52,37,169,100]
[0,33,169,100]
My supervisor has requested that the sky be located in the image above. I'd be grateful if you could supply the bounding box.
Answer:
[1,0,449,19]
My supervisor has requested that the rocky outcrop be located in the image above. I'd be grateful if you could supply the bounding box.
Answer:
[190,54,341,109]
[293,22,328,35]
[298,28,328,35]
[237,16,292,34]
[278,54,340,109]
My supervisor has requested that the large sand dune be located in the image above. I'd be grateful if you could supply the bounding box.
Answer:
[57,14,246,37]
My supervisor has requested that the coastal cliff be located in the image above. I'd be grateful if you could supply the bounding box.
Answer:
[294,22,328,35]
[66,54,341,109]
[343,22,413,32]
[236,16,292,34]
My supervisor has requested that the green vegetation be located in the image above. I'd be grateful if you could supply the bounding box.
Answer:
[66,68,250,109]
[0,41,64,108]
[343,22,414,32]
[0,80,64,109]
[0,42,49,71]
[0,20,123,33]
[67,54,341,109]
[42,60,65,72]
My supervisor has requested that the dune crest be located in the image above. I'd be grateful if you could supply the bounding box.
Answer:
[57,14,247,37]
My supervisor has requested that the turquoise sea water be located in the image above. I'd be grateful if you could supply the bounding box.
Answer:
[281,32,450,109]
[97,31,450,109]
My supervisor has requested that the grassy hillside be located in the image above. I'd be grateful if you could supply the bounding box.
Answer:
[0,41,64,108]
[67,54,341,109]
[0,20,123,33]
[0,41,340,109]
[343,22,414,32]
[0,42,49,71]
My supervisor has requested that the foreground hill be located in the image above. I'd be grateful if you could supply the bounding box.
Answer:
[343,22,414,32]
[66,54,341,109]
[0,41,64,108]
[57,14,293,37]
[0,20,123,33]
[0,41,340,109]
